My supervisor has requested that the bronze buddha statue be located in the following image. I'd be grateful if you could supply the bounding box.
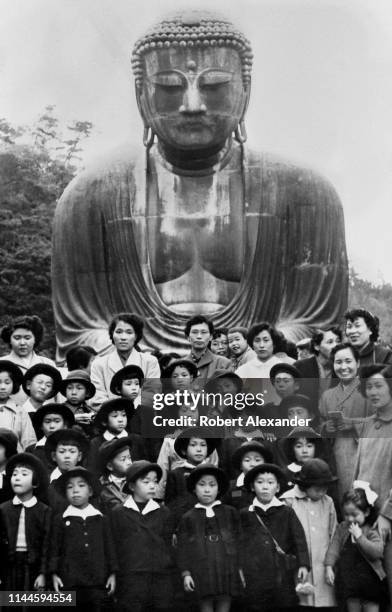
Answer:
[52,11,348,360]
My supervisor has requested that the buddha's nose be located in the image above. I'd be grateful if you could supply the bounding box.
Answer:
[179,83,206,114]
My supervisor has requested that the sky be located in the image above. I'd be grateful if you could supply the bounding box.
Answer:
[1,0,392,284]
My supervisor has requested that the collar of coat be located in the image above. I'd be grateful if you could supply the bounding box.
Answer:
[63,503,102,519]
[13,495,37,508]
[250,496,284,511]
[123,495,160,514]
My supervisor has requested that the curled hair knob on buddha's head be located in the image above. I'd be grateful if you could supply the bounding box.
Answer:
[131,11,253,90]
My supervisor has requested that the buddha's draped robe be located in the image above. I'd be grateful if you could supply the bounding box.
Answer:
[52,142,348,361]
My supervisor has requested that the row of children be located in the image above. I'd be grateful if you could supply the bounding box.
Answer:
[0,421,389,612]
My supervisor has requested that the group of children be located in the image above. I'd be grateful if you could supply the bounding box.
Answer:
[0,356,390,611]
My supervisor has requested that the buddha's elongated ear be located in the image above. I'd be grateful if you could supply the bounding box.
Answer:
[135,83,155,148]
[235,81,251,143]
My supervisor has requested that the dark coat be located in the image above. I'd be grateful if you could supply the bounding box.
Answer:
[239,503,310,608]
[358,342,392,367]
[0,474,12,505]
[109,503,174,575]
[49,512,118,587]
[98,475,128,514]
[0,500,51,579]
[222,480,254,511]
[177,504,240,573]
[294,355,323,413]
[25,442,53,473]
[164,466,198,527]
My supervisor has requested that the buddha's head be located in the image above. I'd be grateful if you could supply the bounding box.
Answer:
[132,11,253,152]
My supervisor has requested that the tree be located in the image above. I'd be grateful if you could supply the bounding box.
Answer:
[0,109,93,358]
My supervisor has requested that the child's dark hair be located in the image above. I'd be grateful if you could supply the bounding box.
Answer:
[285,437,320,465]
[66,346,97,370]
[342,488,378,524]
[12,462,39,488]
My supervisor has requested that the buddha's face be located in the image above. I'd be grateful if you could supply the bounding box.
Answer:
[138,46,248,151]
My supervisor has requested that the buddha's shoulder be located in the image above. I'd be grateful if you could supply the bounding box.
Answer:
[59,143,146,197]
[246,147,340,197]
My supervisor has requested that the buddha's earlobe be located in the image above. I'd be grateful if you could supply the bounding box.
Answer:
[143,126,155,148]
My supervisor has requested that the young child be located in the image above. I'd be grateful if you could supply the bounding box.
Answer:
[177,464,240,612]
[0,359,36,450]
[110,364,144,408]
[45,428,90,514]
[325,485,387,612]
[49,467,117,612]
[223,440,274,510]
[22,363,63,423]
[26,403,75,470]
[240,463,309,611]
[164,427,220,526]
[0,453,51,591]
[60,369,96,436]
[88,398,145,474]
[0,428,18,503]
[280,458,338,609]
[98,436,133,513]
[110,460,174,612]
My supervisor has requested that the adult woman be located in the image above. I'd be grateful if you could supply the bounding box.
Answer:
[353,364,392,507]
[344,308,392,366]
[90,312,160,409]
[235,321,294,404]
[1,315,56,405]
[319,342,370,498]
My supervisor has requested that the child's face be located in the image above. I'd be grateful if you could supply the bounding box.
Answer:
[194,474,219,505]
[0,371,13,400]
[52,443,82,472]
[11,465,34,497]
[305,485,328,502]
[171,366,193,391]
[241,451,265,474]
[252,472,280,504]
[120,378,141,401]
[0,444,6,467]
[215,377,238,397]
[293,438,316,464]
[108,447,132,476]
[65,476,92,509]
[106,410,127,434]
[130,470,158,503]
[287,406,311,421]
[66,382,87,406]
[343,501,369,527]
[27,374,54,403]
[42,413,66,437]
[272,373,299,399]
[186,437,208,465]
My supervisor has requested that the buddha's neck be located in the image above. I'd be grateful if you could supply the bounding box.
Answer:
[157,139,232,172]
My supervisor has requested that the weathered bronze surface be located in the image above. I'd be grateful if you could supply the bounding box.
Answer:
[52,11,348,359]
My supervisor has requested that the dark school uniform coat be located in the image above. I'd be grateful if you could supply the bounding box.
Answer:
[0,499,51,581]
[239,502,310,608]
[98,475,128,514]
[164,466,198,527]
[49,508,118,587]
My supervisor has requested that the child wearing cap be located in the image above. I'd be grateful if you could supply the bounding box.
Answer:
[223,440,274,510]
[60,370,96,437]
[49,467,117,611]
[88,398,145,475]
[0,428,18,503]
[177,464,240,612]
[22,363,63,425]
[0,453,51,592]
[240,463,309,611]
[164,428,220,527]
[45,429,90,514]
[110,460,174,612]
[26,403,75,471]
[0,359,36,450]
[281,458,338,608]
[98,437,133,513]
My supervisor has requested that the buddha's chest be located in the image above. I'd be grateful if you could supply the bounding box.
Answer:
[146,167,244,283]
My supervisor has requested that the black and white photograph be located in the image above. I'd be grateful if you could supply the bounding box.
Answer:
[1,1,392,610]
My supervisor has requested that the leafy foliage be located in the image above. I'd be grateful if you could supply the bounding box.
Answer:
[0,109,93,357]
